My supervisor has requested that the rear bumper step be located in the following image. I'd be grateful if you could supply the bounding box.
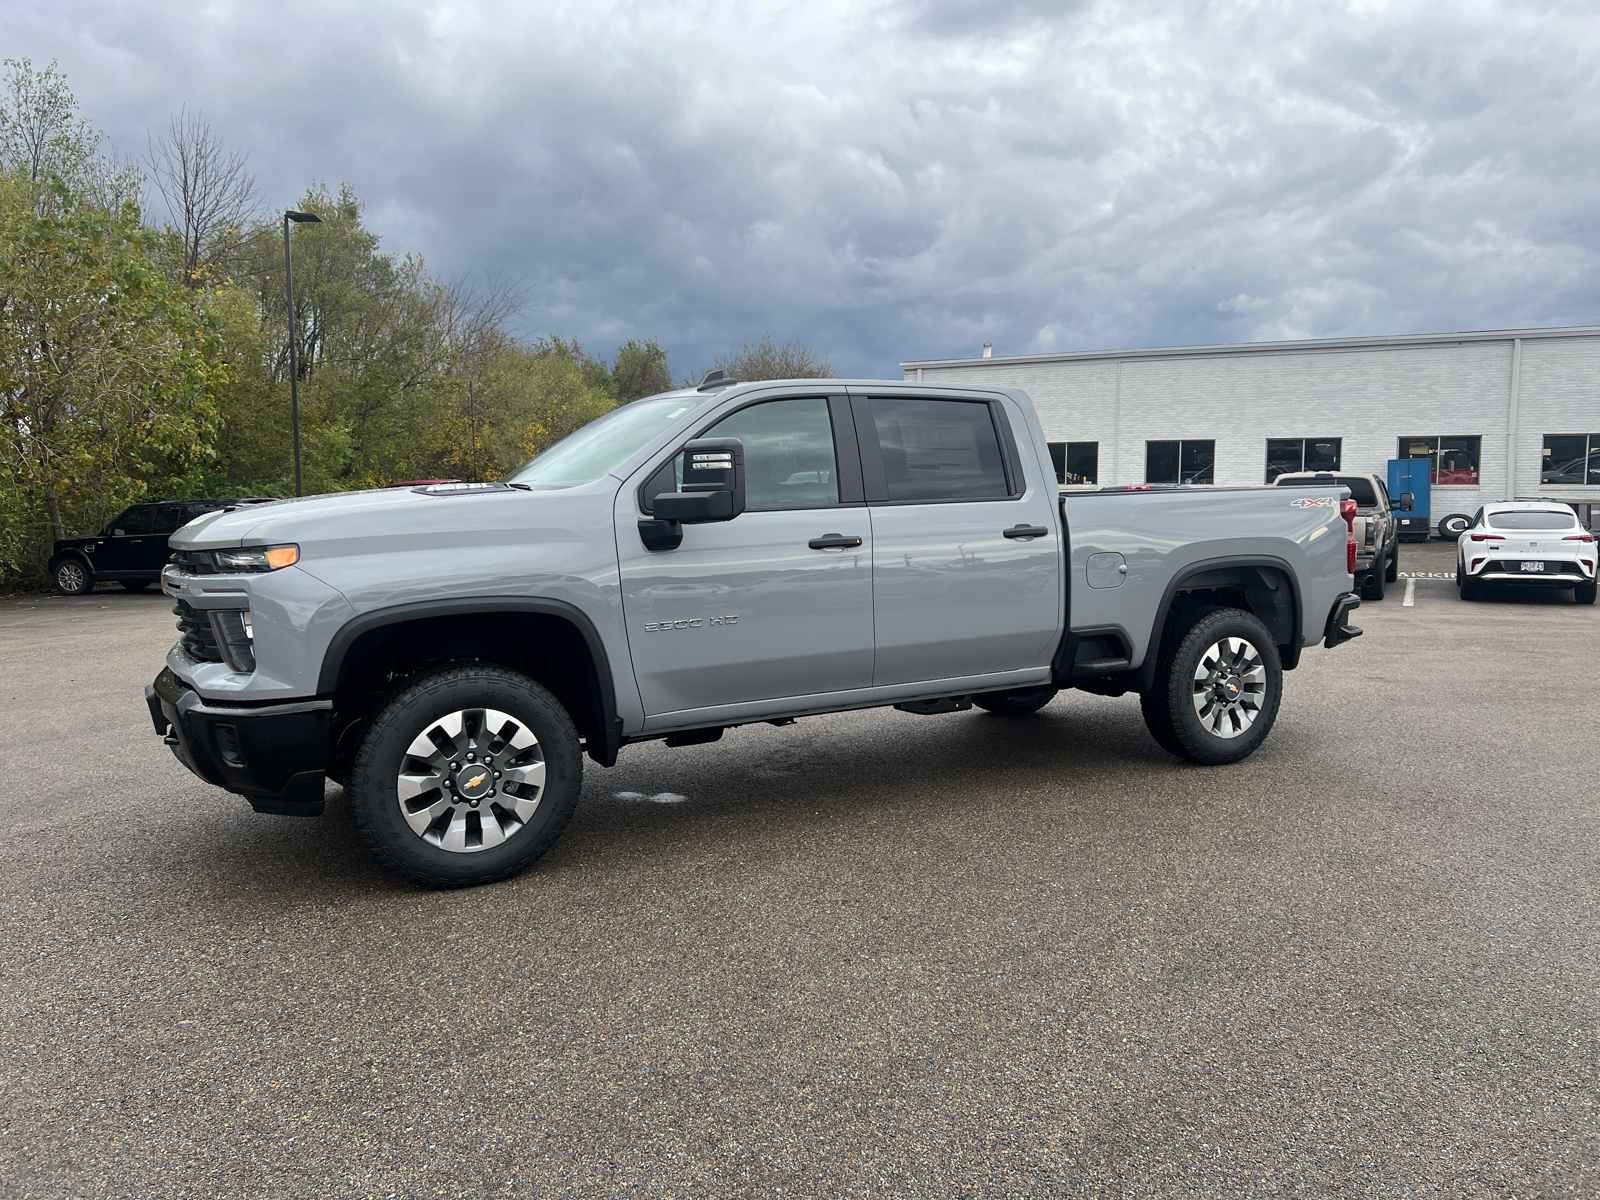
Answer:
[1323,592,1363,649]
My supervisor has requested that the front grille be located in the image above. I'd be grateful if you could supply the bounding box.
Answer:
[173,600,223,661]
[169,549,218,575]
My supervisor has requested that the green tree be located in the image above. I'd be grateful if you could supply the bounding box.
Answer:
[0,178,225,580]
[611,338,673,401]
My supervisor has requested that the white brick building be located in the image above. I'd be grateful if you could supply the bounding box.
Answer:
[902,326,1600,530]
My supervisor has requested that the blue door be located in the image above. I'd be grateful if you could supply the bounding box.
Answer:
[1388,459,1432,540]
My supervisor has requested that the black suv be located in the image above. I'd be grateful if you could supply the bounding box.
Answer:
[49,498,273,596]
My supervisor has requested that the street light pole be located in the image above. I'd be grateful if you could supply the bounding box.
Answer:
[282,210,321,497]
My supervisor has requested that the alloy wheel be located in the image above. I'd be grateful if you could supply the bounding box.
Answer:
[395,708,546,853]
[1190,637,1267,739]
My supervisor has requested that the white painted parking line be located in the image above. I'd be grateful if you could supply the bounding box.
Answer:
[1403,578,1416,606]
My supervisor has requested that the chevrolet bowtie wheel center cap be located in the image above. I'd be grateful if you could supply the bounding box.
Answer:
[395,708,549,853]
[1190,637,1266,740]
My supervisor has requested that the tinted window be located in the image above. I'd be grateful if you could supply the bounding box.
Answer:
[111,507,150,535]
[871,398,1008,501]
[1488,510,1577,531]
[1333,477,1379,506]
[705,398,839,510]
[1066,442,1098,485]
[151,505,187,535]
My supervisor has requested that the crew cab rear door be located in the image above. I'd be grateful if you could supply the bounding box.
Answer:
[849,391,1060,686]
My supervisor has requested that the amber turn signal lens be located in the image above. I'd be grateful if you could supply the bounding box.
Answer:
[265,546,299,569]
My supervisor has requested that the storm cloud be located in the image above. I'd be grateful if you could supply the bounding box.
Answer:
[6,0,1599,375]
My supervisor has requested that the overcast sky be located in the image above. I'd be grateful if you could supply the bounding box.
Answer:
[6,0,1600,377]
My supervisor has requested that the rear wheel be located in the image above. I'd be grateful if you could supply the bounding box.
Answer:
[1576,581,1597,605]
[973,686,1058,715]
[1141,606,1282,766]
[348,663,584,888]
[1458,562,1482,601]
[52,559,93,596]
[1438,513,1472,541]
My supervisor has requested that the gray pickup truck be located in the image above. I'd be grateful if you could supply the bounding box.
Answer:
[147,378,1363,887]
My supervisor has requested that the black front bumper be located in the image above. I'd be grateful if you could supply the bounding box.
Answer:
[146,667,332,816]
[1323,591,1363,649]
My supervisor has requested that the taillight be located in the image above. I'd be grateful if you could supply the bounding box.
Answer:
[1563,534,1595,542]
[1340,499,1357,530]
[1469,533,1504,541]
[1341,499,1357,573]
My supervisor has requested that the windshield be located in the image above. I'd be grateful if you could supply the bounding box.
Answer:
[504,395,701,488]
[1488,509,1577,531]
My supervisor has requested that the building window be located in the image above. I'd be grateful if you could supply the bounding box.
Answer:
[1048,442,1099,484]
[1265,437,1341,483]
[1146,440,1214,485]
[1541,434,1600,485]
[1398,436,1481,486]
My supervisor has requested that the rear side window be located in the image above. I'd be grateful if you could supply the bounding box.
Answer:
[869,398,1009,502]
[1487,510,1576,531]
[151,505,187,534]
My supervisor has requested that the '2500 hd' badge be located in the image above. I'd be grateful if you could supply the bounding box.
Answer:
[645,616,738,631]
[1290,497,1336,508]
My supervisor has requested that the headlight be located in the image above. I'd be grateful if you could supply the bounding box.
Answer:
[213,545,299,572]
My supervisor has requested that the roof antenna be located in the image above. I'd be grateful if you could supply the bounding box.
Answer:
[697,370,739,391]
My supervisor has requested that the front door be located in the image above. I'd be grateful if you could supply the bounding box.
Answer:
[616,395,874,718]
[853,394,1061,686]
[97,505,153,576]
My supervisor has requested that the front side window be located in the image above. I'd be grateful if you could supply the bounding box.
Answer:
[704,397,839,510]
[1265,437,1341,482]
[110,507,150,535]
[1487,509,1577,531]
[1399,436,1481,486]
[1541,434,1600,485]
[1147,440,1214,485]
[871,397,1009,502]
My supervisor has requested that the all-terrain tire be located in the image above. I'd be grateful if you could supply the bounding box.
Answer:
[347,663,584,888]
[1141,606,1283,766]
[973,686,1058,715]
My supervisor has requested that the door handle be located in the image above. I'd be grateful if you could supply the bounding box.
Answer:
[808,533,863,550]
[1003,525,1049,540]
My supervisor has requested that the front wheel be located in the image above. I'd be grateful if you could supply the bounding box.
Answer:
[348,664,584,888]
[52,559,94,596]
[973,686,1058,715]
[1141,607,1282,766]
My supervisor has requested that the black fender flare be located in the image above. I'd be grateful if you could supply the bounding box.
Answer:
[48,549,95,577]
[1136,555,1304,690]
[317,596,623,766]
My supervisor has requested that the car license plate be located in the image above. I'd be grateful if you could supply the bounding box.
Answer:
[1521,561,1544,572]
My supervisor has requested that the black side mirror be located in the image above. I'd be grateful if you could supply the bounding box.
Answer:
[639,438,745,551]
[1399,492,1414,512]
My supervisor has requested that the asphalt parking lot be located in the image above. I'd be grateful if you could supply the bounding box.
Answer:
[2,538,1597,1198]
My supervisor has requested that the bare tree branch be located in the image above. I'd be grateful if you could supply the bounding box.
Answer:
[145,106,260,285]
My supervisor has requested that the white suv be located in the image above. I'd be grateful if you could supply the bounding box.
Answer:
[1457,502,1597,604]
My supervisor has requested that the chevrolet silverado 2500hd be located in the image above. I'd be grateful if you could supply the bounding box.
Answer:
[148,378,1364,887]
